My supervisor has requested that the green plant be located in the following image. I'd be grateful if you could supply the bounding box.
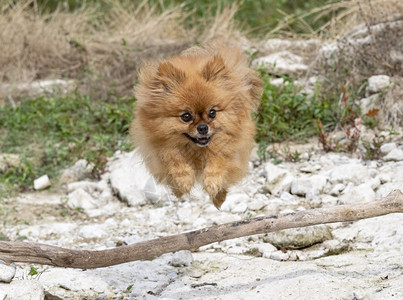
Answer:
[0,91,135,197]
[255,71,333,156]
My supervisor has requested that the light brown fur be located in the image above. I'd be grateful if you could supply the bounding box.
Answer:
[130,42,263,209]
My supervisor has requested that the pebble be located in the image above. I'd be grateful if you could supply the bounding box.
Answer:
[170,251,193,267]
[380,142,397,155]
[0,264,16,283]
[383,148,403,161]
[330,183,345,196]
[0,280,45,300]
[33,175,51,190]
[339,184,376,205]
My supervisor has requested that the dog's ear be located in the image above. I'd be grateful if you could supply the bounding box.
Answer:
[202,55,228,81]
[156,62,185,92]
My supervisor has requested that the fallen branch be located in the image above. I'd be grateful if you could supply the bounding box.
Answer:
[0,189,402,269]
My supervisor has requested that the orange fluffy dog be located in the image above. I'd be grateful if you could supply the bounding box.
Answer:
[130,42,263,209]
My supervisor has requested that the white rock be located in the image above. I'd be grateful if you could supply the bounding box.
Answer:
[39,268,114,296]
[170,250,193,267]
[383,148,403,161]
[0,280,45,300]
[339,183,376,205]
[67,181,99,194]
[109,150,169,206]
[290,175,327,197]
[321,195,339,206]
[67,188,99,211]
[329,163,370,184]
[258,243,278,258]
[269,250,290,261]
[33,175,51,190]
[380,142,397,155]
[264,225,332,249]
[367,177,381,190]
[0,264,16,283]
[176,206,200,224]
[60,159,94,185]
[231,202,248,213]
[367,75,390,94]
[220,192,249,212]
[330,183,345,196]
[144,176,169,204]
[248,196,267,211]
[253,51,308,74]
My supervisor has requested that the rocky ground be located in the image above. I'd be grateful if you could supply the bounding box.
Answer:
[1,18,403,299]
[1,136,403,299]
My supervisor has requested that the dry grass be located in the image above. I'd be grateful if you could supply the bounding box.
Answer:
[267,0,403,39]
[0,0,242,100]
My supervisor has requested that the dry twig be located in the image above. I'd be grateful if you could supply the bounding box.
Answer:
[0,190,402,269]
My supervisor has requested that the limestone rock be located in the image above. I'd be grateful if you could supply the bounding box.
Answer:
[59,159,94,185]
[0,280,45,300]
[383,148,403,161]
[0,264,15,283]
[339,183,376,205]
[329,163,370,184]
[108,150,169,206]
[170,250,193,267]
[33,175,51,190]
[366,75,391,94]
[263,225,332,249]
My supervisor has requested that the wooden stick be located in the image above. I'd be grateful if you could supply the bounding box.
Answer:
[1,189,402,269]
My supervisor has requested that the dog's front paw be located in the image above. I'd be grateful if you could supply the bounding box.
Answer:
[211,189,228,209]
[203,175,225,198]
[175,175,194,195]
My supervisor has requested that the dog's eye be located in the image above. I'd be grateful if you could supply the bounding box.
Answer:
[208,109,216,119]
[181,112,193,123]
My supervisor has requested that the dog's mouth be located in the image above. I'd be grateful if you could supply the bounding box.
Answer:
[183,133,211,147]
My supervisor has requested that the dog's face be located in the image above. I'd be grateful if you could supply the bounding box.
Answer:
[135,55,249,150]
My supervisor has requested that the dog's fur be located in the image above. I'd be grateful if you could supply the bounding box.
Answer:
[130,42,263,208]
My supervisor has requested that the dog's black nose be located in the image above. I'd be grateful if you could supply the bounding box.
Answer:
[197,124,208,135]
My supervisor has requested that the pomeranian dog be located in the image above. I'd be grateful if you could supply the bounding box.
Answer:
[130,42,263,209]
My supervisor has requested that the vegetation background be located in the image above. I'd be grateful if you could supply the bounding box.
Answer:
[0,0,402,198]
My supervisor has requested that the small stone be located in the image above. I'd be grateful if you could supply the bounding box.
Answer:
[378,173,391,184]
[368,177,381,190]
[321,195,338,206]
[0,264,16,283]
[59,159,94,185]
[383,148,403,161]
[231,202,248,214]
[258,243,278,258]
[367,75,391,94]
[329,164,370,184]
[299,163,321,173]
[248,196,267,211]
[252,51,308,75]
[291,175,327,197]
[33,175,51,190]
[0,280,45,300]
[380,142,397,155]
[269,250,290,261]
[339,184,376,205]
[170,250,193,267]
[67,189,98,211]
[330,183,345,196]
